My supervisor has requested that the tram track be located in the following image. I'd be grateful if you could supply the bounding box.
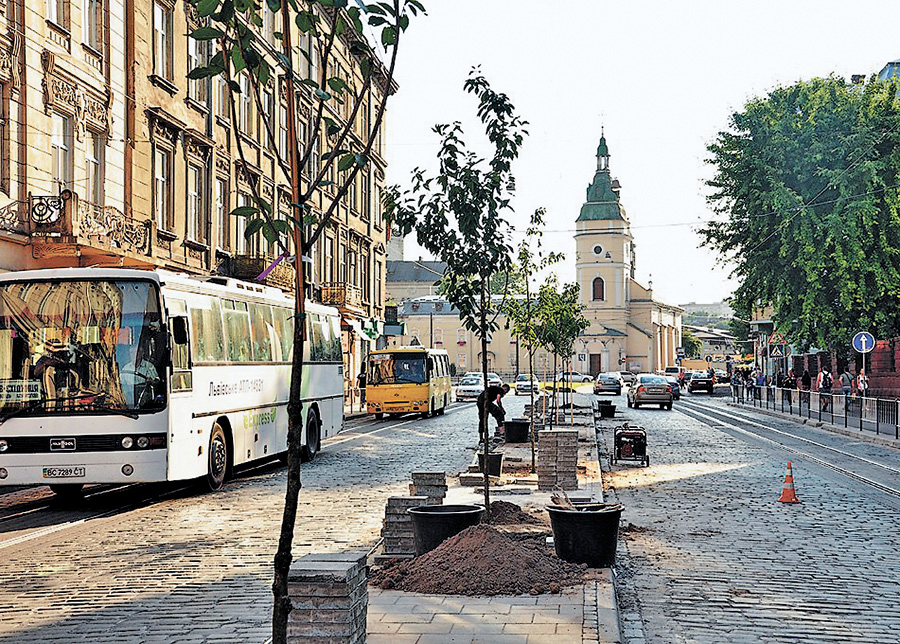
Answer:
[676,397,900,500]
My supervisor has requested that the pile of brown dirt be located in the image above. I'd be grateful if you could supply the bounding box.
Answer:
[371,524,585,595]
[487,500,545,526]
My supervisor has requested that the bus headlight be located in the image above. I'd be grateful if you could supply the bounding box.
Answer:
[0,440,8,452]
[121,436,134,449]
[136,436,149,449]
[0,468,7,479]
[122,464,133,476]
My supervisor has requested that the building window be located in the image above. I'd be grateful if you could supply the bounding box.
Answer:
[50,113,72,194]
[592,276,605,301]
[216,76,229,119]
[153,0,173,80]
[235,192,250,253]
[361,249,370,302]
[324,235,334,283]
[186,163,206,243]
[237,75,254,138]
[375,260,382,308]
[187,37,209,105]
[216,177,229,250]
[0,86,7,195]
[85,132,104,205]
[47,0,69,29]
[278,103,289,158]
[84,0,103,52]
[153,145,173,231]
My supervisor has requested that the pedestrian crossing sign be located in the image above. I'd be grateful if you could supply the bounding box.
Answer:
[769,344,786,358]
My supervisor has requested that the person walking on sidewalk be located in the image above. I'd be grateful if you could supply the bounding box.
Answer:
[356,370,367,405]
[840,368,853,399]
[817,366,833,411]
[477,383,510,441]
[783,369,796,406]
[857,369,869,398]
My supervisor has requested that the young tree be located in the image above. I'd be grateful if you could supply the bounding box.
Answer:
[681,328,702,359]
[701,76,900,352]
[504,208,562,470]
[386,71,528,515]
[533,278,589,428]
[186,2,423,641]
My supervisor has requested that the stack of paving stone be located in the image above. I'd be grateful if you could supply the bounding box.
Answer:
[287,552,368,644]
[378,495,428,559]
[409,471,447,504]
[537,429,579,491]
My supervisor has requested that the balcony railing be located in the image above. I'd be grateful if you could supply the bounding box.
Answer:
[0,200,28,235]
[28,192,150,256]
[321,282,363,311]
[231,254,296,291]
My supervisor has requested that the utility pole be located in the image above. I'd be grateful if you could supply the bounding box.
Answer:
[429,311,434,349]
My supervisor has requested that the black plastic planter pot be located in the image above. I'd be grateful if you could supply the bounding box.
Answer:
[546,503,623,567]
[477,452,504,476]
[408,504,485,555]
[597,399,613,405]
[599,404,617,418]
[505,420,530,443]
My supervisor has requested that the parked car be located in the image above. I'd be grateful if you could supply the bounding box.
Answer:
[455,376,484,401]
[555,371,593,383]
[664,375,682,400]
[594,373,623,396]
[664,366,684,380]
[627,374,674,410]
[617,371,637,386]
[462,371,503,387]
[514,374,541,395]
[687,371,714,393]
[714,369,729,384]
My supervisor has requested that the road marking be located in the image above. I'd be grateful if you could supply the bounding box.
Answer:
[676,404,900,499]
[325,404,473,447]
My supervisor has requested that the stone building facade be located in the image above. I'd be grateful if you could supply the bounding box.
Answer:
[0,1,390,387]
[575,134,682,375]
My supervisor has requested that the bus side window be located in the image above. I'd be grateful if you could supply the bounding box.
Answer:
[223,300,252,362]
[273,306,293,362]
[249,303,274,362]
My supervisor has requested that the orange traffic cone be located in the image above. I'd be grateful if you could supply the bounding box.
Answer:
[778,461,800,504]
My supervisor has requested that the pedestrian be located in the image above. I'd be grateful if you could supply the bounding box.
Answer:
[356,370,367,404]
[801,369,811,390]
[477,383,510,441]
[755,370,765,400]
[839,367,853,399]
[816,365,833,411]
[857,369,869,398]
[783,369,796,406]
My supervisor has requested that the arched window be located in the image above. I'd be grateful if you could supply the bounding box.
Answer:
[592,277,605,301]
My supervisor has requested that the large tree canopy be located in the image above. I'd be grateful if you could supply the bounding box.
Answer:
[701,76,900,352]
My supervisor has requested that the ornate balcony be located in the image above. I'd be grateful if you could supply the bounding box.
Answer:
[28,191,151,260]
[231,254,296,292]
[0,200,28,236]
[321,281,364,314]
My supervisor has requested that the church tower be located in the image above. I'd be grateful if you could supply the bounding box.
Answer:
[575,133,636,374]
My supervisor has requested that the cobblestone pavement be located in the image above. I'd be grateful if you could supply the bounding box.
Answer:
[0,399,504,644]
[600,390,900,644]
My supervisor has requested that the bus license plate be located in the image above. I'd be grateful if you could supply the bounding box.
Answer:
[42,467,86,479]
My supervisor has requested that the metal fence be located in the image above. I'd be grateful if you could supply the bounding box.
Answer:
[731,383,900,439]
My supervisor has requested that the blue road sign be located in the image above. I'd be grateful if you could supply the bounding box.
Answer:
[770,345,786,358]
[852,331,876,354]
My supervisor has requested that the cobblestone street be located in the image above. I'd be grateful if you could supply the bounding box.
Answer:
[602,391,900,644]
[0,400,508,644]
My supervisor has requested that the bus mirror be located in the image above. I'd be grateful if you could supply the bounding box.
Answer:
[171,316,189,345]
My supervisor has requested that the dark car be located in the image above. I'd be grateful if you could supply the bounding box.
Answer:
[594,372,623,396]
[688,371,714,393]
[627,374,674,410]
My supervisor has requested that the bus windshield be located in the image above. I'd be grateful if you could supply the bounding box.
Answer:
[368,353,427,385]
[0,280,166,415]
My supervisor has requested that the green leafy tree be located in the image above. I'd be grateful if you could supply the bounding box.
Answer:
[386,71,527,515]
[503,208,563,470]
[533,277,589,428]
[681,328,702,359]
[186,1,423,641]
[701,75,900,353]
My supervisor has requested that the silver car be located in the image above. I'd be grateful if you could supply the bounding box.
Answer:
[627,374,674,410]
[455,376,484,401]
[514,374,540,395]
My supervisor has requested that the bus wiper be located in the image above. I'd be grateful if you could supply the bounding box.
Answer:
[83,404,139,420]
[0,393,95,425]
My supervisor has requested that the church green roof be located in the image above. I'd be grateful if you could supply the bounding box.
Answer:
[577,135,625,222]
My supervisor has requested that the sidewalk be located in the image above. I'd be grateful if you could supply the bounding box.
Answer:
[366,401,623,643]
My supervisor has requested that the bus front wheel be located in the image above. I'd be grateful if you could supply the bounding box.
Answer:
[205,423,229,491]
[301,409,320,462]
[374,412,384,421]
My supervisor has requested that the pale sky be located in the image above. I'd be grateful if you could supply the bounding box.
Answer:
[383,0,899,308]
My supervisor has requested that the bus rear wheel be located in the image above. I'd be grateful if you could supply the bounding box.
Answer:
[205,423,229,491]
[49,484,84,499]
[438,395,447,415]
[301,409,320,462]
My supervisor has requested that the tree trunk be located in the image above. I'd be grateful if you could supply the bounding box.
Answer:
[525,281,536,473]
[479,283,491,517]
[550,352,557,430]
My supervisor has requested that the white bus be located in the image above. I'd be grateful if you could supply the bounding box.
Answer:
[0,268,343,496]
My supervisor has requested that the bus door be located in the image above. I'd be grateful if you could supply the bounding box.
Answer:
[165,299,198,478]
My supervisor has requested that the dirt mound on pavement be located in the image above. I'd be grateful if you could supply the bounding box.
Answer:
[371,524,585,595]
[487,500,545,526]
